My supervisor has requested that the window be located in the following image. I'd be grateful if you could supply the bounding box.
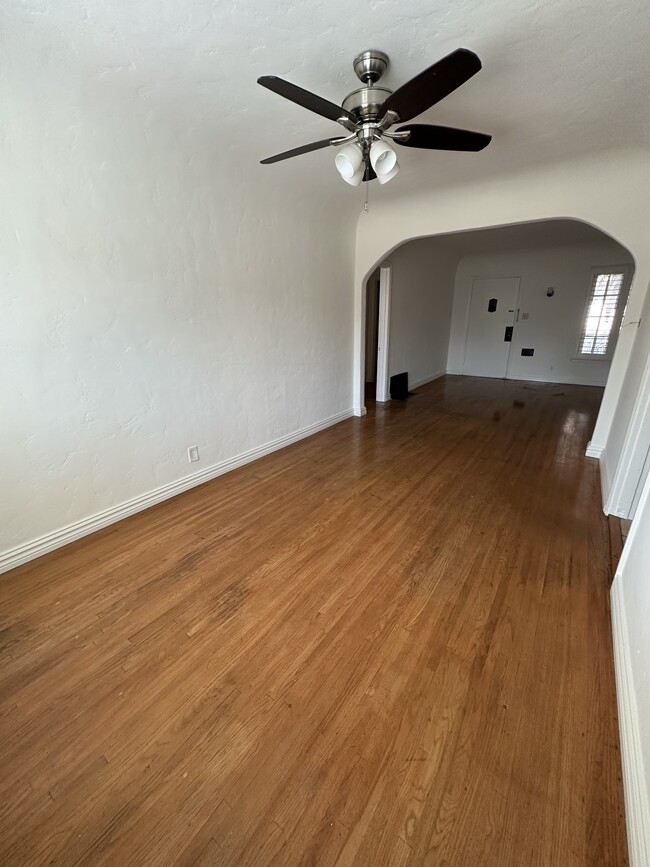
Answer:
[576,268,628,359]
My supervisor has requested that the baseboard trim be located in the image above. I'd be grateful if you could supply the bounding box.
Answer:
[410,370,446,389]
[600,449,612,512]
[586,441,605,459]
[459,371,607,387]
[611,576,650,867]
[508,373,607,387]
[0,408,355,575]
[353,407,368,417]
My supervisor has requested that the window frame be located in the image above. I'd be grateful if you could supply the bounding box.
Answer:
[574,265,630,362]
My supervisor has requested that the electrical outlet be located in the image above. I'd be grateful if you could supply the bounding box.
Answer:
[522,312,529,320]
[188,445,199,463]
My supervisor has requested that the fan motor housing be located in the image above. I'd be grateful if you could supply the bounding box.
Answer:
[342,85,392,123]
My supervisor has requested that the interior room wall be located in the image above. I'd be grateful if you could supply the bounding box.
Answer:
[611,468,650,865]
[447,240,633,385]
[382,238,459,388]
[602,289,650,518]
[0,33,357,571]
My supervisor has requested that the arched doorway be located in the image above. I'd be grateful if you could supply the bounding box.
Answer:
[359,218,645,517]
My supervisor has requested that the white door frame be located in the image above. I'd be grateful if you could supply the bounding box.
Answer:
[376,266,392,402]
[631,442,650,517]
[504,280,522,379]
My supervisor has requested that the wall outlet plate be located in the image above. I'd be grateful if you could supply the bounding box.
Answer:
[188,446,199,463]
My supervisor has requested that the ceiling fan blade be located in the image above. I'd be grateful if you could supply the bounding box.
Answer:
[378,48,482,123]
[363,163,377,183]
[260,137,346,164]
[395,124,491,151]
[258,76,356,125]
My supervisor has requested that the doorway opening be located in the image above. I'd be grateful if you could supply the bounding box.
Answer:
[357,218,644,517]
[363,266,392,404]
[364,269,380,400]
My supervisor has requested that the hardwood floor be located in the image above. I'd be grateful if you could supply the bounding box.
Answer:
[0,376,628,866]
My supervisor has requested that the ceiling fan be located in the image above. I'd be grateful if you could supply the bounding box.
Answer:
[258,48,491,186]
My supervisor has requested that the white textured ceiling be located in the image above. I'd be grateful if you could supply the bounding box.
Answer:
[7,0,650,199]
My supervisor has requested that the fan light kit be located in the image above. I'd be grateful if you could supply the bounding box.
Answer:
[258,48,491,187]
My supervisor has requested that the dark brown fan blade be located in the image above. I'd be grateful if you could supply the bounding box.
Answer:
[363,163,377,183]
[395,124,491,151]
[378,49,482,123]
[260,138,347,165]
[258,76,356,125]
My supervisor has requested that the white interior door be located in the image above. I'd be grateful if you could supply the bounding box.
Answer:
[463,277,521,378]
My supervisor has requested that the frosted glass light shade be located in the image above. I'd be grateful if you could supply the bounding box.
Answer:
[377,161,399,184]
[335,144,363,179]
[370,140,397,176]
[342,165,365,186]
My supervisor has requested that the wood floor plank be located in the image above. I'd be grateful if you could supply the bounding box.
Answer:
[0,376,628,866]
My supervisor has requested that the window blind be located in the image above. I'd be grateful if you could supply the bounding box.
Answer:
[578,272,624,356]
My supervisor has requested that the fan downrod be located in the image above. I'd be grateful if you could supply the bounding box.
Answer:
[342,50,392,124]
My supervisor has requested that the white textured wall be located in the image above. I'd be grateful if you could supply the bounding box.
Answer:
[447,241,633,385]
[604,284,650,515]
[384,239,459,387]
[0,27,356,565]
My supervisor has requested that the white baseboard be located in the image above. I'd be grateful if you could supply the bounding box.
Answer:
[584,443,613,515]
[353,406,367,417]
[611,576,650,867]
[0,408,355,575]
[507,373,607,387]
[586,441,605,459]
[600,449,613,512]
[410,370,446,389]
[457,371,607,387]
